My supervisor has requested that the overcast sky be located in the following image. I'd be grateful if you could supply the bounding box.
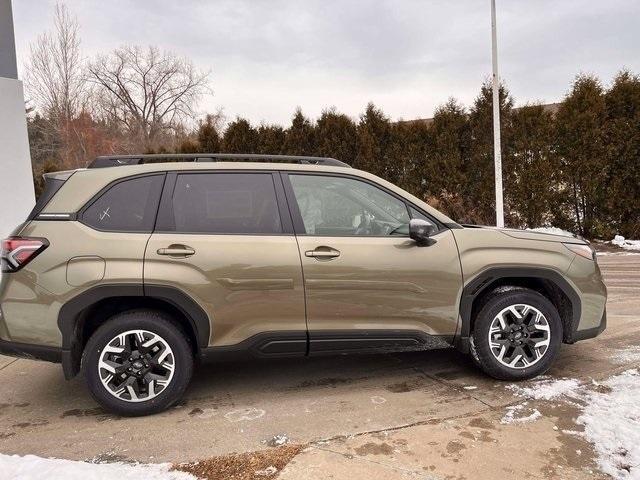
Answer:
[12,0,640,126]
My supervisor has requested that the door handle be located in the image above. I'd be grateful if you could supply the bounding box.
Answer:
[157,245,195,257]
[305,247,341,259]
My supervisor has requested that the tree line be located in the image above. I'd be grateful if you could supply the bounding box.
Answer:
[25,5,639,239]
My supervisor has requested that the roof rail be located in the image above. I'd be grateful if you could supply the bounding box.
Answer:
[88,153,350,169]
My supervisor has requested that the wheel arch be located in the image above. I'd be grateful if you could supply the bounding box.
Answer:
[455,267,581,353]
[58,284,210,379]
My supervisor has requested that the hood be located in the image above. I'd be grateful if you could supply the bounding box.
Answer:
[461,224,587,245]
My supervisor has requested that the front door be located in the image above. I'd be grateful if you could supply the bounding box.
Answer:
[282,172,462,354]
[144,171,306,354]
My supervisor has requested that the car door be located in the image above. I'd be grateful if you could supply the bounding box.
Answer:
[144,170,307,354]
[282,172,463,354]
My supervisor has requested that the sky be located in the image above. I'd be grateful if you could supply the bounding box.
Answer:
[11,0,640,126]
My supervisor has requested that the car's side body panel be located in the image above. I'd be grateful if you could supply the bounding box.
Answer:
[0,220,150,347]
[144,233,306,347]
[451,227,607,343]
[295,232,463,338]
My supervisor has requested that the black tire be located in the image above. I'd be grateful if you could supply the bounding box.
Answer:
[83,309,193,416]
[470,287,563,381]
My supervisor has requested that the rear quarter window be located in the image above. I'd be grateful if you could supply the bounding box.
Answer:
[80,175,165,232]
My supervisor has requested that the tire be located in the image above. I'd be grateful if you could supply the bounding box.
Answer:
[82,309,193,416]
[470,287,562,381]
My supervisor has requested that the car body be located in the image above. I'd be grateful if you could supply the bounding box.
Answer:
[0,154,607,415]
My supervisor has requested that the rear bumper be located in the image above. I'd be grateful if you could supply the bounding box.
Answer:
[0,337,63,363]
[569,308,607,343]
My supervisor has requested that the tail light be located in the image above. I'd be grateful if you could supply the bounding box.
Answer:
[1,237,49,273]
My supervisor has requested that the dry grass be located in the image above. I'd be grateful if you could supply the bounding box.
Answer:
[173,444,304,480]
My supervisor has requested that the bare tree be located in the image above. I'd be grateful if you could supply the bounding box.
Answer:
[24,3,86,121]
[88,45,211,151]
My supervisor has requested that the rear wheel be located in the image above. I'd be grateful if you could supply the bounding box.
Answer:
[470,288,562,381]
[83,309,193,416]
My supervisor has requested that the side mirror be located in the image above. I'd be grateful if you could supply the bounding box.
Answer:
[409,219,436,245]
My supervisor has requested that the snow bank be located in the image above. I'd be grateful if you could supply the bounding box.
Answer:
[577,370,640,480]
[611,235,640,251]
[0,454,196,480]
[527,227,574,237]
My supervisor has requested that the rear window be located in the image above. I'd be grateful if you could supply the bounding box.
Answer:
[80,175,164,232]
[169,173,282,234]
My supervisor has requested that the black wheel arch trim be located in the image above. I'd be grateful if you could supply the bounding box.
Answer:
[455,266,582,352]
[58,283,210,379]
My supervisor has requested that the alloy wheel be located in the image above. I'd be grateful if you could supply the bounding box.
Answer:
[487,304,551,369]
[98,329,175,402]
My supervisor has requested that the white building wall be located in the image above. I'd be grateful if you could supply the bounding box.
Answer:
[0,76,35,237]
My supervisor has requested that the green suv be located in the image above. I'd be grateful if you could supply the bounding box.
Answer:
[0,154,607,416]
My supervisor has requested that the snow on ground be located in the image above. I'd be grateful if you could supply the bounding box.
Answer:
[0,454,196,480]
[577,370,640,480]
[501,402,542,424]
[611,235,640,251]
[506,377,581,401]
[527,227,575,237]
[504,370,640,479]
[612,345,640,365]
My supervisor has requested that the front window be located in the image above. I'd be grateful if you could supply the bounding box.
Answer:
[289,174,417,236]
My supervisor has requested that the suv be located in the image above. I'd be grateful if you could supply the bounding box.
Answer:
[0,154,607,416]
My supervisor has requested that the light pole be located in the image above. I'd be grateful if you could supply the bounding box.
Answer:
[491,0,504,227]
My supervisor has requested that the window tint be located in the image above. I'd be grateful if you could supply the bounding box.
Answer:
[171,173,282,234]
[289,174,410,236]
[81,175,164,232]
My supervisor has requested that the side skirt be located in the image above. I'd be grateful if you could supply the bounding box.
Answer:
[199,330,454,362]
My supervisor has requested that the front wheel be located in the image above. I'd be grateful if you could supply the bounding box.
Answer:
[83,309,193,416]
[470,288,563,381]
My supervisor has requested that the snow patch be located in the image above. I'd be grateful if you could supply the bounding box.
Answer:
[611,346,640,365]
[0,454,196,480]
[507,378,581,401]
[611,235,640,251]
[577,370,640,479]
[527,227,574,237]
[501,402,542,424]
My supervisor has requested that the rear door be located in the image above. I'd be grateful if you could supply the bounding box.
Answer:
[282,172,462,354]
[144,170,306,354]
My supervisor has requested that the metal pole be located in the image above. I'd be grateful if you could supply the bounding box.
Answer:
[491,0,504,227]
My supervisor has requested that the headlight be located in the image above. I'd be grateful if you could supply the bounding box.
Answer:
[564,243,596,261]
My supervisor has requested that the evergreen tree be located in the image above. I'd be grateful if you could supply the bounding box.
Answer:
[468,81,514,225]
[426,98,471,221]
[222,117,257,153]
[387,120,430,196]
[555,74,606,237]
[509,104,558,228]
[256,124,286,154]
[356,103,392,178]
[603,70,640,238]
[283,108,315,155]
[314,108,358,164]
[197,114,221,153]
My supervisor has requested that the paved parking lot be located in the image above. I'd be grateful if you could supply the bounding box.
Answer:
[1,254,638,479]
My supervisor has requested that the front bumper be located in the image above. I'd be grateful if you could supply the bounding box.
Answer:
[569,308,607,343]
